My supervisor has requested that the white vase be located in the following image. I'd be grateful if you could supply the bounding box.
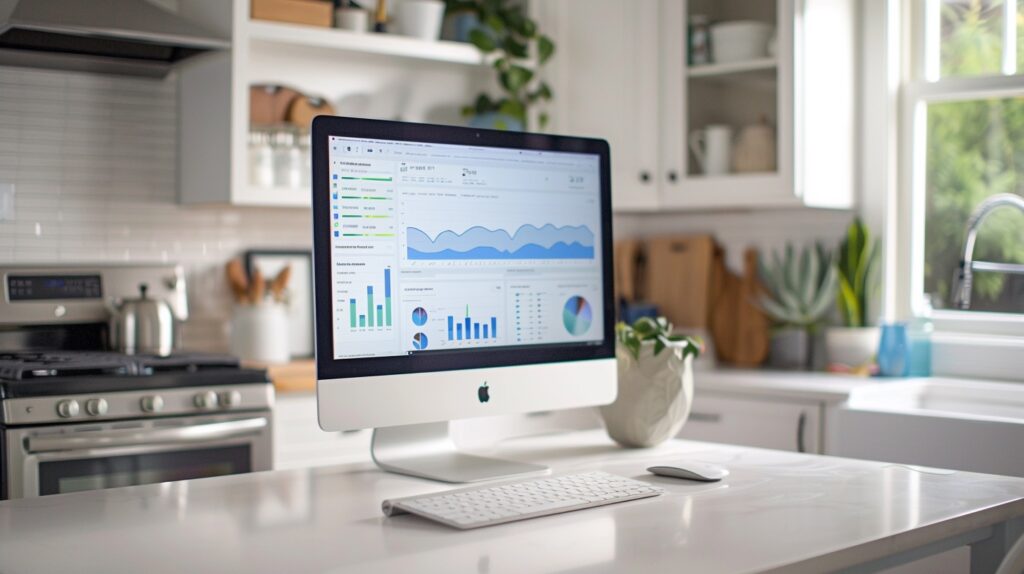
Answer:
[824,326,881,368]
[600,341,694,448]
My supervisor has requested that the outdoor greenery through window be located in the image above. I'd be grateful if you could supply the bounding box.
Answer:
[919,0,1024,314]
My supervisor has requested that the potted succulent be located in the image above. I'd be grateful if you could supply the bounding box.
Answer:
[757,244,837,370]
[445,0,555,130]
[825,218,881,371]
[600,317,702,448]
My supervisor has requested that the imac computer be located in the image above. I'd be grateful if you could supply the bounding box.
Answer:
[311,116,616,483]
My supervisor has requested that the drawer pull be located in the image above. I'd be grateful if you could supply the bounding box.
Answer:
[688,412,721,423]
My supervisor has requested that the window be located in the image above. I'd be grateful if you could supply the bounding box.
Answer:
[908,0,1024,319]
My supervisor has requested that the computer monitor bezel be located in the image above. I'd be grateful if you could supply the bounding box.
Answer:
[311,116,615,381]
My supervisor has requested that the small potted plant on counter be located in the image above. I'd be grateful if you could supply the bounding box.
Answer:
[600,317,701,448]
[825,218,881,373]
[757,244,837,370]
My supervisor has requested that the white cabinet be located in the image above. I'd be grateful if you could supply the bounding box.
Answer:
[539,0,666,210]
[678,391,823,453]
[543,0,856,212]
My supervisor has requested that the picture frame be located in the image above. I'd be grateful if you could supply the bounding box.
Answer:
[244,249,314,359]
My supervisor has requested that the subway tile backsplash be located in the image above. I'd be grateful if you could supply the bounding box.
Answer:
[0,66,312,352]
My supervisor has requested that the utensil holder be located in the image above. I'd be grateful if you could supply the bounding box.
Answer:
[229,303,290,364]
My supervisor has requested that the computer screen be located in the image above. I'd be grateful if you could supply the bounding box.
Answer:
[313,119,616,468]
[323,132,607,363]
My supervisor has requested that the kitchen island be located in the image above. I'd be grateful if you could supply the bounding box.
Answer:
[2,430,1022,573]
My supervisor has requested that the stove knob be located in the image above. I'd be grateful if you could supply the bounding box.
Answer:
[194,390,218,410]
[140,395,164,413]
[85,398,108,417]
[56,399,80,418]
[218,390,242,409]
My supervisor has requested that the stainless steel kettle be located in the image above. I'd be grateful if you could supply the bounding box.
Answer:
[109,283,176,356]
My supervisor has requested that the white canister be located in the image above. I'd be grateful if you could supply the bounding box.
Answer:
[710,20,772,63]
[397,0,446,41]
[335,7,369,33]
[229,303,291,364]
[689,125,733,176]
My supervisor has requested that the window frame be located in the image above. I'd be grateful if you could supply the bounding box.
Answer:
[899,0,1024,341]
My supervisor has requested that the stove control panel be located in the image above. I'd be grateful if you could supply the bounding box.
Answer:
[2,384,274,426]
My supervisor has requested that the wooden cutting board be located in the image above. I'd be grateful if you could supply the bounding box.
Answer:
[710,248,770,366]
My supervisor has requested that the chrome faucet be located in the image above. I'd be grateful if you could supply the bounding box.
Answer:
[953,193,1024,310]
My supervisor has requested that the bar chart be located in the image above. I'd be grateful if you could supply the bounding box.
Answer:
[446,306,498,342]
[346,267,393,330]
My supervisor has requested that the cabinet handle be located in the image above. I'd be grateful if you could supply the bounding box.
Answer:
[689,411,721,423]
[667,170,678,183]
[639,170,651,183]
[796,412,807,453]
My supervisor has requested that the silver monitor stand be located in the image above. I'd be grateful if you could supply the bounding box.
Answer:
[371,422,549,483]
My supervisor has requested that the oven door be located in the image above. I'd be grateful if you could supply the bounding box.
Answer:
[5,412,272,499]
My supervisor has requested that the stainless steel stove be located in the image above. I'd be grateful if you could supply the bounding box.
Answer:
[0,264,274,499]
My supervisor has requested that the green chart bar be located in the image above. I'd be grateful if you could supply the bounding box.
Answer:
[359,315,366,328]
[376,305,383,327]
[349,298,357,328]
[367,286,374,326]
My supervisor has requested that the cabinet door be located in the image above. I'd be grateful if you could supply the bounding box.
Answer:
[678,392,822,453]
[554,0,661,211]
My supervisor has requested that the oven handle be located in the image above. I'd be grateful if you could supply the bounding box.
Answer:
[25,417,269,453]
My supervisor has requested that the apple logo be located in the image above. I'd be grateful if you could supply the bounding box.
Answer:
[478,382,490,403]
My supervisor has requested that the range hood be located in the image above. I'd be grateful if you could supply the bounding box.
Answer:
[0,0,229,78]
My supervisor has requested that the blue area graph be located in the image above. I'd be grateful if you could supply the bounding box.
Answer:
[407,224,595,261]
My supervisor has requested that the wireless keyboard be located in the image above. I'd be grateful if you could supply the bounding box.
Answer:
[381,471,663,529]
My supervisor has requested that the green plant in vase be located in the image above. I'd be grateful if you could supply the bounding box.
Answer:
[445,0,555,130]
[757,243,837,369]
[601,317,702,448]
[825,218,881,372]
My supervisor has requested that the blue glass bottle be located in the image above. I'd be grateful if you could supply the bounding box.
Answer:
[908,300,933,377]
[877,322,910,377]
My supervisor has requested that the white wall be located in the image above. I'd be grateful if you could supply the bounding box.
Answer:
[0,65,312,350]
[614,209,853,273]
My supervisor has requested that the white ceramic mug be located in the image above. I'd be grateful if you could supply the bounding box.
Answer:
[689,125,733,176]
[397,0,446,41]
[335,7,368,33]
[229,303,290,364]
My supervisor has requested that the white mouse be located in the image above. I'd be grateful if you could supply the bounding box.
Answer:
[647,462,729,482]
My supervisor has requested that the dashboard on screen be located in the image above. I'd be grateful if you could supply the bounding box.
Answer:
[326,135,605,360]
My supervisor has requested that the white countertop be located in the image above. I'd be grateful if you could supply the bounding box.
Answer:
[696,367,885,403]
[2,430,1023,573]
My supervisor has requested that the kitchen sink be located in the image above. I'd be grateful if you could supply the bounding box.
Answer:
[834,377,1024,477]
[846,378,1024,422]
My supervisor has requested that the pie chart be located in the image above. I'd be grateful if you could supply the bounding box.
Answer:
[562,296,593,336]
[412,332,429,350]
[411,307,428,326]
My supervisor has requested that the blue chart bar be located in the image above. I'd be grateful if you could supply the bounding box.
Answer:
[456,323,463,340]
[367,286,374,325]
[483,325,489,338]
[490,316,497,338]
[464,317,471,338]
[359,314,366,327]
[447,316,454,340]
[474,323,480,339]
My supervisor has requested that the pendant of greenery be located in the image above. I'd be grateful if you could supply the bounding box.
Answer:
[446,0,555,130]
[616,317,702,361]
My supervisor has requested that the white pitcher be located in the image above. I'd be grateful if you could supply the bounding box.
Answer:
[689,125,733,176]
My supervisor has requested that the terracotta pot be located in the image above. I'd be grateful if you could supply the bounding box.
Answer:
[600,341,694,448]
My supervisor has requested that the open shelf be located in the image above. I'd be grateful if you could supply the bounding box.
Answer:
[687,57,777,78]
[245,20,485,66]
